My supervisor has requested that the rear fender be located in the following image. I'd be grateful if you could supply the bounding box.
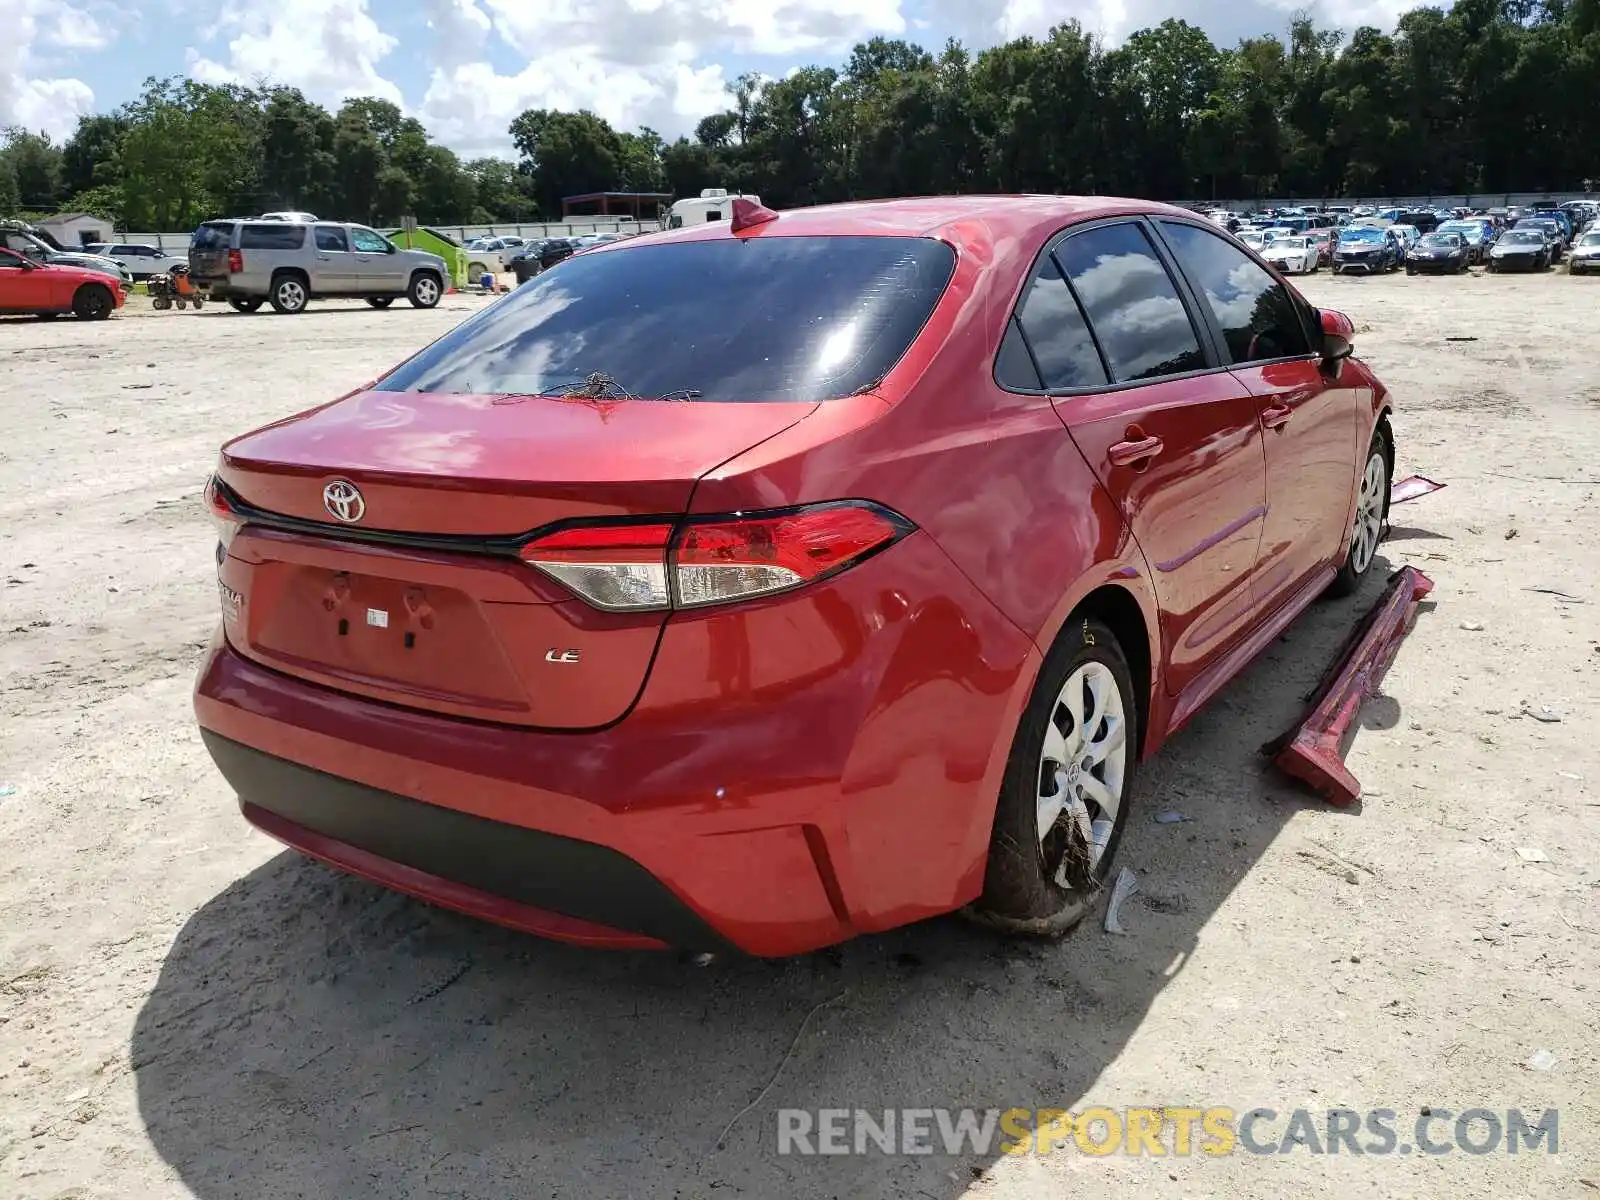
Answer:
[1029,541,1164,759]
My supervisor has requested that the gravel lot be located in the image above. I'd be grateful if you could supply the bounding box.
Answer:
[2,274,1597,1200]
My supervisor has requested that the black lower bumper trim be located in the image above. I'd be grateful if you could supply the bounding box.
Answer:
[201,731,731,951]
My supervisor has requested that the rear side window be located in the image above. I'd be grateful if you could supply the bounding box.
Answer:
[191,223,233,250]
[315,226,349,252]
[1001,257,1107,390]
[995,321,1042,390]
[1158,222,1312,364]
[239,223,306,250]
[377,235,957,403]
[1054,224,1206,383]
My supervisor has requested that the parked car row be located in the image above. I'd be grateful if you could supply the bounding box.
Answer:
[1232,205,1600,278]
[1,220,133,286]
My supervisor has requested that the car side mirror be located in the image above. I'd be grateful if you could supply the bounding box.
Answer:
[19,258,38,271]
[1318,308,1355,368]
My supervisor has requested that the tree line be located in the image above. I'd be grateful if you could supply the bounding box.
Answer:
[2,0,1596,232]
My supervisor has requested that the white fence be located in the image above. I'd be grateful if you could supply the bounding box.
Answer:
[120,216,654,252]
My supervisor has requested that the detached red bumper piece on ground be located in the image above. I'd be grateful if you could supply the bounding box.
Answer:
[1269,566,1435,804]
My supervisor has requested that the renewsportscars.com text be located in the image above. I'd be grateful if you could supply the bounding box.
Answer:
[776,1106,1559,1157]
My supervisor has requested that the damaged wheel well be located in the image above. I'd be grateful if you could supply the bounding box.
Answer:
[1072,585,1151,760]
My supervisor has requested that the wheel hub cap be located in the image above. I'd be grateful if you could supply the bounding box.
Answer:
[1035,660,1128,888]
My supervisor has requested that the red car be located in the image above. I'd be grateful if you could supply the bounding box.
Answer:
[194,196,1394,956]
[1311,228,1335,265]
[0,247,124,319]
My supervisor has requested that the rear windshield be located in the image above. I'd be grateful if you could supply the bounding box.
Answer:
[192,223,233,250]
[239,223,307,250]
[377,235,957,402]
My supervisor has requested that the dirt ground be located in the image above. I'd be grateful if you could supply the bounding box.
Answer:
[1,272,1597,1200]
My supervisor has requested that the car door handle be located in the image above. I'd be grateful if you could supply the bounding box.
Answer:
[1108,435,1163,467]
[1261,403,1293,430]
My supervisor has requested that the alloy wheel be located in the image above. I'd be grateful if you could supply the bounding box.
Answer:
[1349,452,1386,575]
[275,279,306,312]
[1035,661,1128,887]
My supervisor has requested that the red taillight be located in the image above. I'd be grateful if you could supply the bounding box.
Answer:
[227,249,243,274]
[520,523,674,611]
[519,503,910,612]
[204,474,243,550]
[673,505,904,607]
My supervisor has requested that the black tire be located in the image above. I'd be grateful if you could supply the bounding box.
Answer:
[970,616,1139,937]
[407,271,443,309]
[366,296,395,309]
[152,298,171,310]
[192,297,204,308]
[71,284,114,321]
[229,298,263,313]
[268,273,309,314]
[1329,422,1392,598]
[1406,265,1415,276]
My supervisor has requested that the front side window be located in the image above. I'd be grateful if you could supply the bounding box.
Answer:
[1054,223,1206,383]
[1159,222,1311,365]
[377,235,956,403]
[349,227,390,253]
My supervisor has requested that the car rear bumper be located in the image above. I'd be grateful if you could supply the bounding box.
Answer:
[205,730,728,950]
[193,533,1040,955]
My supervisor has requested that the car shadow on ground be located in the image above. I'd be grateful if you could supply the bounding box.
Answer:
[132,556,1401,1200]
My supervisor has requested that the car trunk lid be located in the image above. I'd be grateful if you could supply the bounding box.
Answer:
[215,389,816,728]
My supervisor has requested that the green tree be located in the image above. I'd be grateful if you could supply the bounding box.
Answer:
[1,130,64,211]
[60,115,129,196]
[509,109,624,214]
[0,156,19,217]
[260,89,335,210]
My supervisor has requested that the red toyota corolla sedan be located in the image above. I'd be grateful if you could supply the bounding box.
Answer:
[194,195,1394,956]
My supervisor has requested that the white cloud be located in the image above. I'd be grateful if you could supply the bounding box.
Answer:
[183,0,402,106]
[0,0,101,139]
[412,0,907,156]
[425,0,492,69]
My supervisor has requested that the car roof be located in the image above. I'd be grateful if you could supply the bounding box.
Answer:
[616,194,1198,252]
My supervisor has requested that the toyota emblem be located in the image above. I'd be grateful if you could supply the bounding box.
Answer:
[323,479,365,523]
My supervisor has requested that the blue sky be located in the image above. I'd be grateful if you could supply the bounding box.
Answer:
[5,0,1415,158]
